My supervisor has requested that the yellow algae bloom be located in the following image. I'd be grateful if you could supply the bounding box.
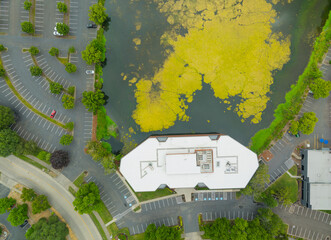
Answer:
[132,0,291,131]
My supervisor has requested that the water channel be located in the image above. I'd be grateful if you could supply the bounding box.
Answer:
[102,0,330,151]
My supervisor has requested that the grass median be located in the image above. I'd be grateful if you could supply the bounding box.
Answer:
[107,223,145,240]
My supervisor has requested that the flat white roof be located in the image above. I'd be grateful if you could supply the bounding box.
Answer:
[120,134,259,192]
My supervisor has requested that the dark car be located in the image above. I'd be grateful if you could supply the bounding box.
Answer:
[87,23,97,28]
[50,110,56,118]
[19,219,28,228]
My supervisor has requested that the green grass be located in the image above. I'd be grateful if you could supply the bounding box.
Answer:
[267,170,298,203]
[288,165,298,176]
[56,56,69,65]
[107,223,145,240]
[133,206,141,212]
[73,171,85,188]
[29,0,36,32]
[96,106,118,141]
[135,188,174,202]
[68,186,76,196]
[96,201,113,223]
[89,212,108,240]
[14,154,49,173]
[321,210,331,214]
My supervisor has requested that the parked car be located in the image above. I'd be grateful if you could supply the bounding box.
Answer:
[86,70,94,75]
[19,219,28,228]
[86,23,97,28]
[53,31,63,36]
[50,110,56,118]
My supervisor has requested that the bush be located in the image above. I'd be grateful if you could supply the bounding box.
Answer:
[50,150,69,169]
[24,0,32,10]
[0,44,5,51]
[30,66,42,76]
[57,2,67,13]
[15,140,39,155]
[29,46,39,56]
[65,63,77,73]
[62,94,75,109]
[94,81,103,90]
[67,86,75,96]
[69,46,76,53]
[21,22,34,34]
[65,122,74,131]
[0,66,5,77]
[49,47,59,56]
[0,105,15,130]
[49,82,63,94]
[56,23,69,35]
[59,134,73,145]
[37,151,48,161]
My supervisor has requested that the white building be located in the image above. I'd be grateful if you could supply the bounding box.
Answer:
[120,134,259,192]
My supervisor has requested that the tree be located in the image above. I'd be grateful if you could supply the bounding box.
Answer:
[59,134,73,146]
[49,82,63,94]
[29,46,39,56]
[257,208,287,238]
[144,224,157,240]
[82,90,105,114]
[73,182,102,214]
[0,105,15,130]
[49,47,59,56]
[231,218,248,240]
[24,0,32,10]
[30,66,42,76]
[241,164,269,197]
[15,140,39,155]
[81,39,105,65]
[0,197,16,214]
[56,23,69,35]
[144,224,181,240]
[62,94,75,109]
[259,192,278,208]
[37,151,51,162]
[0,66,5,77]
[298,112,318,135]
[7,204,28,226]
[273,187,292,206]
[67,86,75,96]
[289,120,299,135]
[25,215,69,240]
[21,22,34,34]
[88,3,108,25]
[21,188,37,202]
[202,217,230,239]
[32,195,50,214]
[86,140,110,161]
[101,154,116,174]
[50,150,69,169]
[65,63,77,73]
[0,44,5,51]
[0,128,20,157]
[57,2,67,13]
[68,46,76,53]
[309,78,331,99]
[64,122,74,131]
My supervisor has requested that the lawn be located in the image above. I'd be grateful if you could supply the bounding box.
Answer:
[107,223,145,240]
[90,212,108,240]
[15,154,49,173]
[96,201,113,223]
[73,171,85,188]
[321,210,331,214]
[135,188,174,202]
[267,167,298,203]
[288,165,298,176]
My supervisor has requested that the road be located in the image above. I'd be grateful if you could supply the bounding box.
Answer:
[0,155,102,240]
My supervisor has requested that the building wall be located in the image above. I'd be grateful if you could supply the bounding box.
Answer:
[300,149,311,208]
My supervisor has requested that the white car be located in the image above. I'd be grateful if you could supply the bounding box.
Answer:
[53,31,63,36]
[86,70,95,75]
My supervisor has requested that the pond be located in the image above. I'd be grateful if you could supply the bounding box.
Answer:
[102,0,330,151]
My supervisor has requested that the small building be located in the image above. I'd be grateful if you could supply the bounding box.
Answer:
[120,134,259,192]
[301,149,331,210]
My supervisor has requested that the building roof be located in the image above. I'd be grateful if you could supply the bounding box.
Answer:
[305,149,331,210]
[120,134,259,192]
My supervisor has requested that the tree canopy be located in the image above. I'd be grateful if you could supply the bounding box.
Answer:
[30,66,42,76]
[24,0,32,10]
[0,105,15,130]
[0,128,21,157]
[49,47,59,56]
[50,150,69,169]
[56,23,69,35]
[88,3,108,25]
[144,224,181,240]
[32,195,51,214]
[21,21,34,34]
[49,82,63,94]
[309,78,331,99]
[81,39,105,65]
[82,90,105,114]
[65,63,77,73]
[21,188,37,202]
[59,134,73,146]
[62,94,75,109]
[0,197,16,214]
[73,182,102,214]
[7,204,28,226]
[29,46,39,56]
[289,120,299,135]
[57,2,67,13]
[15,140,40,156]
[298,112,318,135]
[25,215,69,240]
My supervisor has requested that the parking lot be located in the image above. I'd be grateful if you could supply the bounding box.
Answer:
[141,195,183,213]
[83,110,93,144]
[266,157,294,187]
[192,191,236,202]
[202,210,256,221]
[69,0,79,35]
[0,0,10,32]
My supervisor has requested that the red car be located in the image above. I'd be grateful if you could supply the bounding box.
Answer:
[50,110,56,118]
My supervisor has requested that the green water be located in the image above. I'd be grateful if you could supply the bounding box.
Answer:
[102,0,329,150]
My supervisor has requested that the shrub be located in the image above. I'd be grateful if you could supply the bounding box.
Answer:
[29,46,39,56]
[49,47,59,56]
[69,46,76,53]
[94,81,103,89]
[65,63,77,73]
[59,134,73,145]
[49,82,63,94]
[56,23,69,35]
[50,150,69,169]
[57,2,67,13]
[0,44,5,51]
[67,86,75,96]
[62,94,75,109]
[30,66,42,76]
[65,122,74,131]
[21,22,34,34]
[24,0,32,10]
[37,151,48,161]
[0,66,5,77]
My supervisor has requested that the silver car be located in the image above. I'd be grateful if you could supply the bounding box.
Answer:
[86,70,95,75]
